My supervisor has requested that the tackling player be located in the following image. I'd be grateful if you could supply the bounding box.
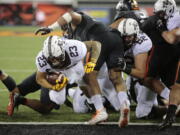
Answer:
[141,0,179,129]
[153,0,180,130]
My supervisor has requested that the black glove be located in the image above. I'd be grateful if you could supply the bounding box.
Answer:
[35,27,52,35]
[116,57,132,74]
[156,19,167,33]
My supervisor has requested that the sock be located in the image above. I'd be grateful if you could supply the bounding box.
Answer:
[91,94,104,111]
[160,87,170,100]
[117,91,129,105]
[2,76,16,92]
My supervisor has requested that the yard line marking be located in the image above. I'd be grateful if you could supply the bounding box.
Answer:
[0,57,34,61]
[0,122,179,126]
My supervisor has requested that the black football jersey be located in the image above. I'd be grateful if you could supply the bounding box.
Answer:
[141,15,169,47]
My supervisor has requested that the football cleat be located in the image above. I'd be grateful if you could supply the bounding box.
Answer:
[85,108,108,125]
[119,102,130,128]
[159,115,175,130]
[7,93,20,116]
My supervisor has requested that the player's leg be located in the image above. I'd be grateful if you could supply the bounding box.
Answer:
[143,46,170,100]
[159,59,180,130]
[0,70,16,92]
[97,64,120,111]
[83,54,108,125]
[72,87,89,113]
[109,69,130,127]
[7,72,41,116]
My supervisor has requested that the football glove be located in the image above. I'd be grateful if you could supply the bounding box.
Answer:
[116,57,132,74]
[35,27,52,35]
[84,62,96,73]
[52,76,69,91]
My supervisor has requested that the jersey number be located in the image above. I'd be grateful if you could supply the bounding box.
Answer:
[69,46,79,57]
[38,56,47,68]
[137,36,148,45]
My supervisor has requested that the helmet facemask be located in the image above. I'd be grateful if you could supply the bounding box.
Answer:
[122,34,137,50]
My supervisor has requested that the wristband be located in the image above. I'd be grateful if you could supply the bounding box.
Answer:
[48,22,61,30]
[62,13,72,23]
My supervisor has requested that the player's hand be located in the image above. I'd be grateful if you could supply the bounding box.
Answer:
[52,76,68,91]
[84,62,96,73]
[35,27,52,35]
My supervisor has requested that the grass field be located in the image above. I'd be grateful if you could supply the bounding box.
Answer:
[0,26,179,124]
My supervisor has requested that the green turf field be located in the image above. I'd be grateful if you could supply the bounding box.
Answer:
[0,26,178,124]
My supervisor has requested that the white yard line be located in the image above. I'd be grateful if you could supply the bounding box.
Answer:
[0,122,179,126]
[0,57,34,61]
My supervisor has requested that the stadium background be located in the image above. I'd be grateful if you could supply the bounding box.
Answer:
[0,0,180,135]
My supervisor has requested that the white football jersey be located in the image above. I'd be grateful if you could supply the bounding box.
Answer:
[36,39,87,73]
[124,32,152,57]
[167,10,180,30]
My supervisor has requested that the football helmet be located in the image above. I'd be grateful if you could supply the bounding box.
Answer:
[154,0,176,19]
[116,0,139,11]
[42,36,66,68]
[118,18,140,49]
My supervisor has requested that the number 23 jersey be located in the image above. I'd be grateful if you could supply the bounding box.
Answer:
[36,39,87,72]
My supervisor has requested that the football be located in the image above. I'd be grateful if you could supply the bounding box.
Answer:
[46,72,64,85]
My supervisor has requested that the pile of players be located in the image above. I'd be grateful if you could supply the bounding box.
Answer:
[0,0,180,130]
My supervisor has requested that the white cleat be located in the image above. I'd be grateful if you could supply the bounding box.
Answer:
[85,108,108,125]
[119,102,130,128]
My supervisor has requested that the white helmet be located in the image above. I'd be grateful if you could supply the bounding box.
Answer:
[116,0,129,11]
[154,0,176,18]
[42,36,66,67]
[118,18,140,36]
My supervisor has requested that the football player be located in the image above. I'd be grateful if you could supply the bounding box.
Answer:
[24,36,101,115]
[110,0,165,120]
[35,11,130,127]
[114,18,161,119]
[141,0,179,129]
[153,0,180,130]
[110,0,147,29]
[35,35,101,107]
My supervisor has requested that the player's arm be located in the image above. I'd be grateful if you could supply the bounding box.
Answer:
[114,53,148,79]
[161,28,180,44]
[36,71,53,89]
[35,11,82,35]
[83,41,101,64]
[130,53,148,79]
[83,41,101,73]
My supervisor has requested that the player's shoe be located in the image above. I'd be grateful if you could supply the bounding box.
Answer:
[159,114,175,130]
[7,93,20,116]
[85,108,108,125]
[119,102,130,128]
